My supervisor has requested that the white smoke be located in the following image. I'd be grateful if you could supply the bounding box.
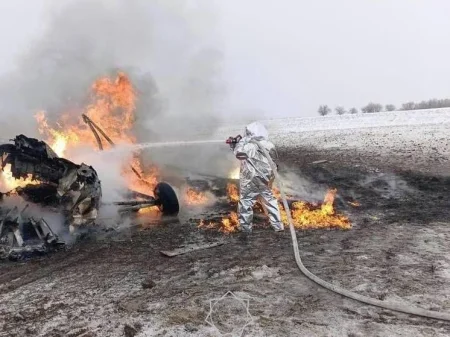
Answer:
[0,0,241,200]
[0,0,227,165]
[276,170,330,202]
[68,145,132,203]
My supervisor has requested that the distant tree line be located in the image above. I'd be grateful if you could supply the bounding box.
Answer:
[318,98,450,116]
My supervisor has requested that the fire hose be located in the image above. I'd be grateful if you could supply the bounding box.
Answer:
[90,132,449,321]
[251,139,450,322]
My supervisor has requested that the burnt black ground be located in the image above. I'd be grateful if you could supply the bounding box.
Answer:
[0,146,449,337]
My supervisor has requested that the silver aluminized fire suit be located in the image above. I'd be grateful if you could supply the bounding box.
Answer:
[233,122,284,233]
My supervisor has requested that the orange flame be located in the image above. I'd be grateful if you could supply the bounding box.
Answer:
[220,212,239,233]
[138,205,161,216]
[280,188,351,229]
[32,72,160,198]
[226,183,239,203]
[0,164,40,192]
[198,219,216,230]
[126,159,159,197]
[198,212,239,234]
[34,72,138,158]
[184,187,209,206]
[34,111,74,157]
[324,188,336,205]
[208,182,352,233]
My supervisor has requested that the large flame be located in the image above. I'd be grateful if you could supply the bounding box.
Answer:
[35,72,138,158]
[0,72,353,229]
[1,71,211,211]
[32,72,160,198]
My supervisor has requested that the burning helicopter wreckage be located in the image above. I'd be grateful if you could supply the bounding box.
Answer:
[0,72,184,260]
[0,72,354,260]
[0,128,180,261]
[0,129,353,260]
[0,130,353,260]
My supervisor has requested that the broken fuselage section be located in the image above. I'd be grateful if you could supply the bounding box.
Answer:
[0,135,102,259]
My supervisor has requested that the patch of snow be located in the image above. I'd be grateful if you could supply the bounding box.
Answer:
[251,265,279,280]
[212,107,450,136]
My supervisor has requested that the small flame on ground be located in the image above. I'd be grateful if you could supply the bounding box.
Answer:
[348,201,361,207]
[227,183,239,203]
[198,219,216,230]
[201,182,352,233]
[198,212,239,234]
[280,188,351,230]
[220,212,239,233]
[184,187,209,206]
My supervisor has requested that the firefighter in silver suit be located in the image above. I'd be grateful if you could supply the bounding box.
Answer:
[231,122,284,234]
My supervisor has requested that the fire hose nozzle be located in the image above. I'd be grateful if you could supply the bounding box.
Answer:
[226,135,242,146]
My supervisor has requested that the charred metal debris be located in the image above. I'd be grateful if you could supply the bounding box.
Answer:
[0,134,101,260]
[0,205,65,260]
[0,129,180,260]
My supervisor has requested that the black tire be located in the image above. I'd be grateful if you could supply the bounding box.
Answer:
[153,182,179,216]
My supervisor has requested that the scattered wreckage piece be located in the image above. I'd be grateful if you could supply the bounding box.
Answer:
[160,241,226,257]
[312,160,329,165]
[0,204,65,260]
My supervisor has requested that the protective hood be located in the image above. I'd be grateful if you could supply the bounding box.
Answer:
[244,122,269,140]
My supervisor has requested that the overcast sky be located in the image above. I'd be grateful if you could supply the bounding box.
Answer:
[0,0,449,119]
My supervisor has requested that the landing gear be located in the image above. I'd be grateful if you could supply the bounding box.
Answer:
[116,182,180,216]
[153,182,179,216]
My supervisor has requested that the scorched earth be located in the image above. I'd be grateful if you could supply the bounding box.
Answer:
[1,98,450,335]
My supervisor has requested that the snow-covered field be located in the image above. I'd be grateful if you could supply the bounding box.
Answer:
[214,107,450,136]
[1,110,450,337]
[212,108,450,176]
